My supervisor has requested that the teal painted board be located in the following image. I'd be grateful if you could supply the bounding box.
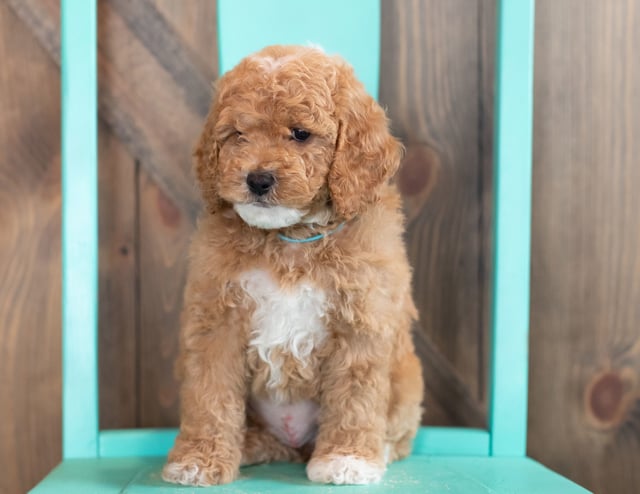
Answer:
[99,429,178,458]
[61,0,99,459]
[489,0,535,456]
[413,427,489,456]
[30,458,156,494]
[97,427,489,458]
[217,0,381,98]
[31,457,591,493]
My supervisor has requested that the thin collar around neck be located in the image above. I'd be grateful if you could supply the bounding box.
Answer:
[277,222,346,244]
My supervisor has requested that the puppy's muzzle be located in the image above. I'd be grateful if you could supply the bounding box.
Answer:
[247,171,275,196]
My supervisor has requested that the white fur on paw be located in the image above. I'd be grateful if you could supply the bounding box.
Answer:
[162,462,209,486]
[384,443,392,464]
[306,455,385,485]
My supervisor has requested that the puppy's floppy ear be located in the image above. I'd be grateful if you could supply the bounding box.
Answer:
[328,62,403,220]
[193,102,223,214]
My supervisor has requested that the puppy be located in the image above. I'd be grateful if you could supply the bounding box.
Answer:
[162,45,423,486]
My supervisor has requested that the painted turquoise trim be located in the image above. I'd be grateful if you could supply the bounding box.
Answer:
[217,0,381,98]
[99,429,178,458]
[61,0,99,459]
[98,427,488,458]
[31,456,593,493]
[413,427,490,456]
[489,0,535,456]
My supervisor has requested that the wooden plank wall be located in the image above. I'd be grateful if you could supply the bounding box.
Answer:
[529,1,640,492]
[382,0,493,428]
[1,1,639,493]
[0,2,61,494]
[0,2,62,493]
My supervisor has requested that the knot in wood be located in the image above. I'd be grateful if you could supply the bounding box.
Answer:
[585,370,632,430]
[398,144,439,198]
[156,188,181,228]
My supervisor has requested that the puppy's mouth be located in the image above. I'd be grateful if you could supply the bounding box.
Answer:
[249,201,271,208]
[233,202,307,229]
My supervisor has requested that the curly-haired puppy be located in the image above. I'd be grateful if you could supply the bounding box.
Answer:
[162,45,423,486]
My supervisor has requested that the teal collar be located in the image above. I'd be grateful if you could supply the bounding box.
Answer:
[277,222,345,244]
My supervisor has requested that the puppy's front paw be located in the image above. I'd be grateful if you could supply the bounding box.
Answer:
[306,455,385,485]
[162,438,239,486]
[162,459,237,486]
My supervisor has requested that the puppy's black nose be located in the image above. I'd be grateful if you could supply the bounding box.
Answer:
[246,171,275,196]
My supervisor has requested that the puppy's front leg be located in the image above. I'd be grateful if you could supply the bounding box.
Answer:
[307,332,391,485]
[162,298,248,486]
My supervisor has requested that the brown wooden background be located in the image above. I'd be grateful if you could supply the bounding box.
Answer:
[1,1,639,493]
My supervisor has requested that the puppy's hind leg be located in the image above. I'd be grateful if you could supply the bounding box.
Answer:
[242,424,303,466]
[386,343,424,463]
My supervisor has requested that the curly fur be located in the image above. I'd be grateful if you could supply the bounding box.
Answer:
[163,45,424,486]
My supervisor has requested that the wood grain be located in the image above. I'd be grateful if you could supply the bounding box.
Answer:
[97,0,216,428]
[530,1,640,492]
[138,169,192,427]
[97,118,138,430]
[5,1,640,494]
[149,0,218,84]
[136,0,216,427]
[478,0,496,410]
[0,2,61,492]
[95,0,204,219]
[381,0,489,426]
[8,0,207,220]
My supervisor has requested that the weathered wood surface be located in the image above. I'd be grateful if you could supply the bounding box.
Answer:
[529,1,640,492]
[382,0,491,427]
[4,1,640,493]
[0,2,62,493]
[137,0,217,428]
[98,119,138,429]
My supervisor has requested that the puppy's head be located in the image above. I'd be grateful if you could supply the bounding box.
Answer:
[195,45,402,228]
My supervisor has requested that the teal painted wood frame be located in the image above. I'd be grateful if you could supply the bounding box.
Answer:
[217,0,380,98]
[59,0,536,460]
[61,0,99,459]
[96,427,490,459]
[489,0,535,457]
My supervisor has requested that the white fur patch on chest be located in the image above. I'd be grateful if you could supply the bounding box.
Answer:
[239,269,328,388]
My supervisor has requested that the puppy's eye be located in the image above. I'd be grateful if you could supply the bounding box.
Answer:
[291,128,311,142]
[233,130,249,144]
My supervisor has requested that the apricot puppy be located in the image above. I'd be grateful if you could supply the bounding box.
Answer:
[162,45,423,486]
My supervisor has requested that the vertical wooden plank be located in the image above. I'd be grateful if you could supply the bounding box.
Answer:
[97,119,138,430]
[61,0,98,459]
[138,171,192,426]
[96,0,143,432]
[380,0,488,426]
[136,0,217,427]
[530,0,640,492]
[0,2,62,492]
[479,0,496,415]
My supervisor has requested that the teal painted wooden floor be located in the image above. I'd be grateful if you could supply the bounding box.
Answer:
[32,456,590,493]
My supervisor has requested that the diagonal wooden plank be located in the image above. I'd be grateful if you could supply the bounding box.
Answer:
[109,0,213,119]
[414,325,487,429]
[6,0,212,221]
[153,0,218,73]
